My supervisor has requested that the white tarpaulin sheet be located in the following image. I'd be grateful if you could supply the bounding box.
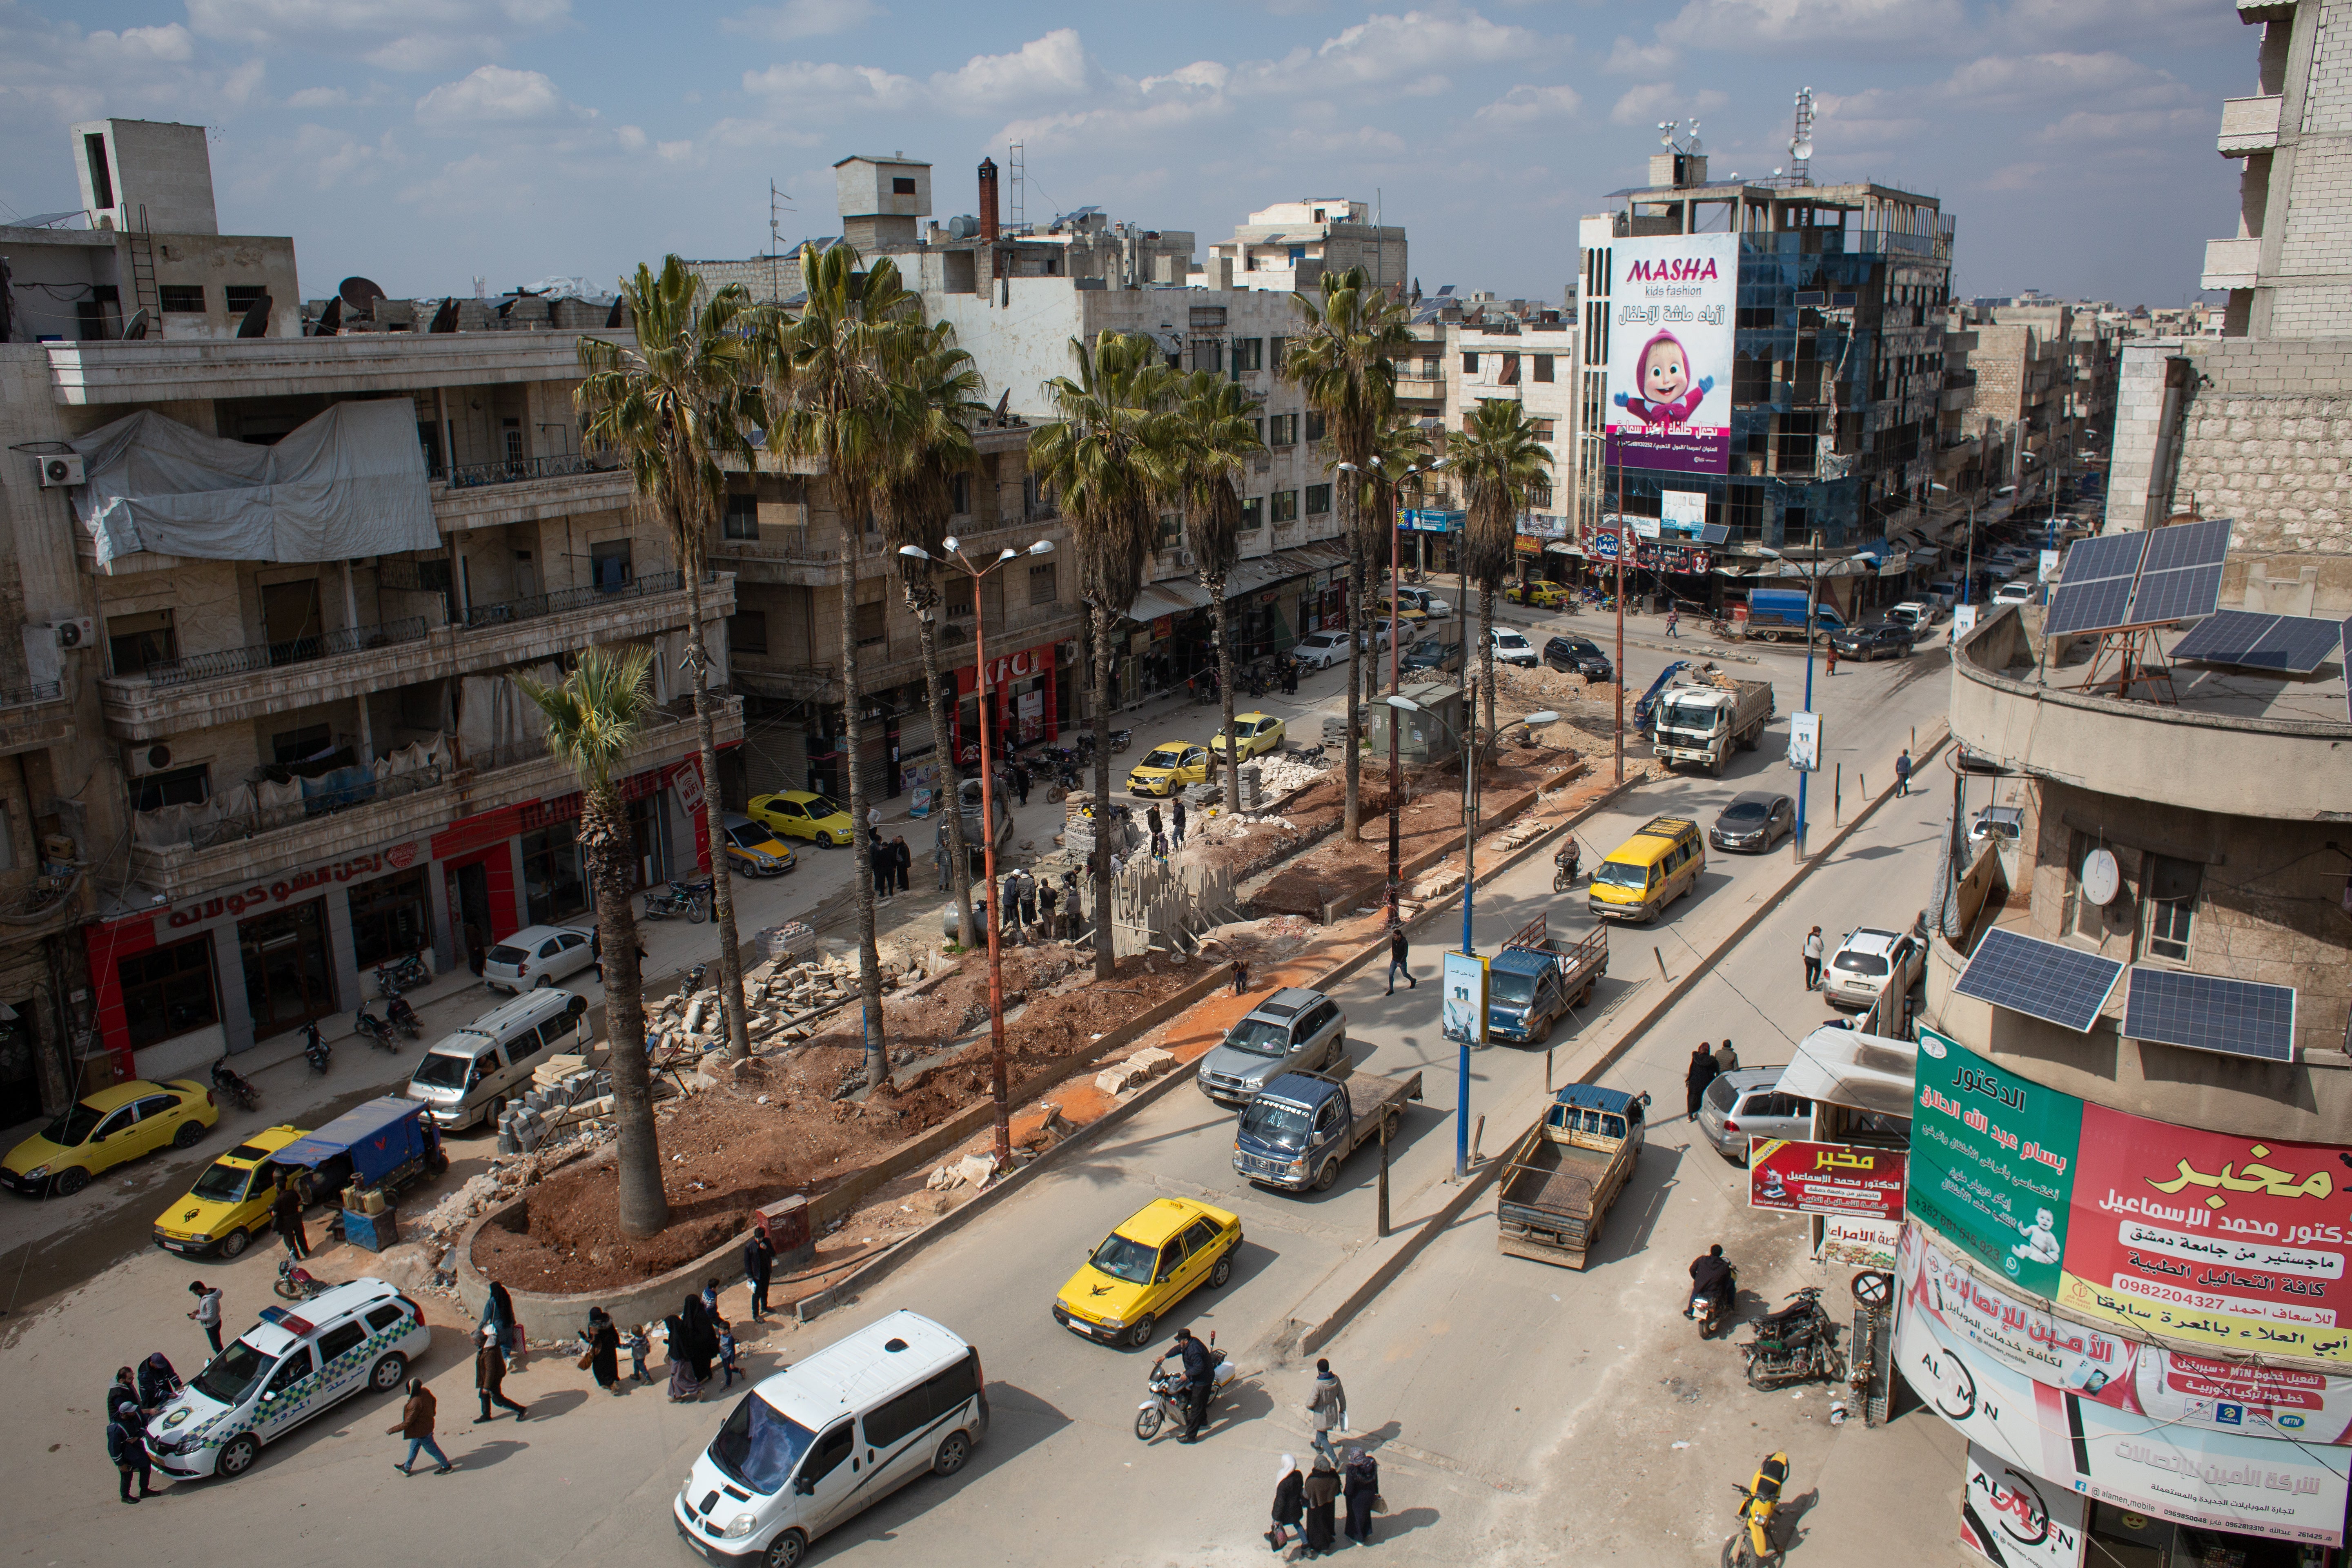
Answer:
[69,400,438,566]
[1782,1026,1918,1119]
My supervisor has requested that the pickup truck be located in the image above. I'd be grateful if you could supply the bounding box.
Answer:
[1486,927,1608,1046]
[1496,1083,1650,1270]
[1233,1066,1423,1193]
[1742,587,1847,644]
[269,1097,448,1206]
[1651,673,1775,777]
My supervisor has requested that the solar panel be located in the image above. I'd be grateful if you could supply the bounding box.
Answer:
[2172,610,2344,673]
[2042,531,2149,637]
[2123,967,2298,1063]
[1953,928,2126,1033]
[2123,517,2232,627]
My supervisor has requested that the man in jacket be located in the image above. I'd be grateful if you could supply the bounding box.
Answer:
[1894,748,1913,797]
[1307,1359,1348,1469]
[1713,1039,1740,1076]
[1688,1244,1735,1318]
[187,1280,223,1354]
[475,1325,527,1422]
[1803,926,1825,989]
[1685,1042,1721,1123]
[272,1177,308,1261]
[743,1220,776,1323]
[1385,924,1416,996]
[107,1412,156,1502]
[388,1377,453,1474]
[1173,1326,1216,1443]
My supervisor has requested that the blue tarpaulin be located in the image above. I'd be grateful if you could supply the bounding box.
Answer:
[271,1097,428,1185]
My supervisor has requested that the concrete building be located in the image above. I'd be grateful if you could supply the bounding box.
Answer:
[1207,198,1407,295]
[0,121,735,1110]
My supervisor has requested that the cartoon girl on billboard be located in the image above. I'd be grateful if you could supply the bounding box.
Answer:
[1613,330,1715,429]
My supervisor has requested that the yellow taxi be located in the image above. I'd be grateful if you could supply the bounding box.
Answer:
[1052,1197,1243,1348]
[1209,712,1287,762]
[1127,742,1210,797]
[1377,596,1430,627]
[2,1078,218,1198]
[151,1124,309,1257]
[1506,581,1570,608]
[719,811,797,876]
[747,789,857,846]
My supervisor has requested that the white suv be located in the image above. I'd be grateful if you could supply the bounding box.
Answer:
[1823,927,1925,1013]
[146,1277,428,1480]
[1488,628,1539,668]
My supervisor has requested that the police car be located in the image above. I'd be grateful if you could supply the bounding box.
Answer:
[145,1277,428,1480]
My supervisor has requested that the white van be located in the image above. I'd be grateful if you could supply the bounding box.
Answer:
[674,1310,987,1566]
[403,988,589,1131]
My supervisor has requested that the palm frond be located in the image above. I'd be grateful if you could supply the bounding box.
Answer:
[514,645,656,794]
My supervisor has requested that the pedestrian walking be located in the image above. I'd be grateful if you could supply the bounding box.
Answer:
[1803,926,1825,989]
[481,1280,518,1361]
[137,1353,182,1413]
[1714,1038,1740,1075]
[627,1323,651,1384]
[700,1276,721,1318]
[891,835,911,894]
[585,1307,622,1396]
[664,1315,702,1402]
[743,1217,775,1322]
[1825,640,1839,677]
[1267,1456,1306,1553]
[1171,797,1187,849]
[1146,805,1166,859]
[681,1292,719,1383]
[1233,959,1250,997]
[388,1377,454,1473]
[1895,748,1913,797]
[107,1411,156,1503]
[1303,1456,1341,1556]
[1385,924,1417,996]
[1013,762,1031,807]
[474,1325,527,1422]
[272,1175,308,1261]
[1342,1446,1382,1546]
[1307,1358,1348,1469]
[1685,1042,1721,1123]
[716,1316,740,1390]
[187,1280,223,1354]
[1667,607,1681,639]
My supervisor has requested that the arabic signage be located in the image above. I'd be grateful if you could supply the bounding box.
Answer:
[1398,508,1464,533]
[1588,528,1622,563]
[1788,712,1822,772]
[1912,1029,2352,1362]
[1604,232,1736,474]
[1895,1266,2352,1544]
[1750,1138,1908,1221]
[1519,512,1568,539]
[1639,542,1712,574]
[1961,1443,2086,1568]
[1441,951,1486,1045]
[166,842,421,931]
[1821,1214,1903,1270]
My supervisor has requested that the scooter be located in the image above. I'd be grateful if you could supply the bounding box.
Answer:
[1691,1264,1737,1340]
[275,1261,330,1302]
[1742,1287,1844,1388]
[385,993,421,1040]
[1728,1452,1791,1568]
[353,1006,398,1052]
[1136,1331,1238,1441]
[374,951,429,998]
[210,1057,260,1113]
[642,880,711,924]
[300,1019,331,1076]
[1552,838,1582,893]
[1109,729,1132,754]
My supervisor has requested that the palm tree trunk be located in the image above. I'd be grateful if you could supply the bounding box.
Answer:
[683,566,750,1061]
[1210,575,1237,815]
[838,519,887,1091]
[584,785,668,1236]
[1479,586,1497,745]
[1342,484,1364,836]
[1089,602,1117,982]
[916,610,976,946]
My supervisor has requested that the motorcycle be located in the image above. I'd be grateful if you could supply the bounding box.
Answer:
[1109,729,1132,754]
[210,1057,259,1114]
[1727,1452,1792,1568]
[682,962,709,996]
[1691,1263,1738,1340]
[1741,1287,1844,1388]
[300,1020,331,1076]
[385,994,421,1040]
[643,879,712,924]
[275,1261,330,1302]
[353,1007,398,1052]
[374,951,429,998]
[1552,838,1583,893]
[1136,1331,1237,1441]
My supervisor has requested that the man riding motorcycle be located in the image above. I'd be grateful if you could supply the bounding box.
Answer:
[1154,1326,1217,1443]
[1688,1244,1735,1319]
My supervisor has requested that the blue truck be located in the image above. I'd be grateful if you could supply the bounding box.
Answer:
[1486,922,1609,1046]
[1742,587,1847,644]
[269,1096,445,1206]
[1232,1065,1423,1194]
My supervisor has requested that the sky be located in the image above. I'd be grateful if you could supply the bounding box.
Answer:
[0,0,2250,310]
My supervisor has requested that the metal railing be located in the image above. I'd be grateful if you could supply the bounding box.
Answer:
[459,569,695,631]
[180,765,445,851]
[138,617,432,687]
[0,680,65,708]
[435,452,621,489]
[458,702,719,781]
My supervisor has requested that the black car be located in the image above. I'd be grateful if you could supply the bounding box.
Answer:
[1829,623,1914,661]
[1710,790,1795,853]
[1543,635,1613,680]
[1401,639,1465,676]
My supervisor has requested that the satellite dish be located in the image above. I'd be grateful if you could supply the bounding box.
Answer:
[120,307,150,341]
[337,276,387,315]
[1792,139,1815,162]
[235,292,273,338]
[428,297,460,333]
[315,296,343,336]
[604,296,626,330]
[2081,848,2120,906]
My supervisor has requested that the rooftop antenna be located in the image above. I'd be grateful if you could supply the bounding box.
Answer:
[1790,87,1815,186]
[768,180,795,302]
[1009,142,1025,233]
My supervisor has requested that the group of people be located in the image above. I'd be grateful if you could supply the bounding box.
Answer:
[1682,1038,1742,1121]
[870,828,915,900]
[104,1355,185,1503]
[1268,1448,1382,1557]
[1144,800,1187,859]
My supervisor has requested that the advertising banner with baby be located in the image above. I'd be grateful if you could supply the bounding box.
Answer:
[1603,232,1736,474]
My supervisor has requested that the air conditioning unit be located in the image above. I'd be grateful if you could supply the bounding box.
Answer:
[124,743,176,777]
[51,617,96,650]
[1179,550,1196,568]
[37,454,85,488]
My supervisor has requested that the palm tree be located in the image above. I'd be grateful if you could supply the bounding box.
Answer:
[575,258,763,1061]
[1029,331,1176,981]
[1446,398,1549,742]
[879,319,987,949]
[514,646,668,1236]
[1170,370,1263,814]
[1282,269,1414,837]
[755,241,918,1093]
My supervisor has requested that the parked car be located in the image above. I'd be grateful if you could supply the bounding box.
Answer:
[405,988,590,1131]
[483,923,597,993]
[1968,804,2026,846]
[1993,581,2034,606]
[1488,628,1539,668]
[1709,791,1794,853]
[1697,1068,1815,1163]
[1127,742,1210,797]
[1822,926,1926,1013]
[1542,635,1613,680]
[1401,639,1465,677]
[1370,617,1415,649]
[1828,623,1915,662]
[1506,581,1569,608]
[747,789,858,846]
[1196,987,1348,1107]
[1923,580,1961,609]
[2,1078,219,1197]
[1052,1197,1243,1348]
[151,1123,310,1257]
[719,811,797,877]
[1292,630,1356,670]
[1208,712,1285,761]
[1885,600,1938,630]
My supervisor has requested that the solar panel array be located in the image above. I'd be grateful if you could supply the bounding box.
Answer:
[1953,928,2127,1033]
[2042,531,2149,638]
[2125,517,2232,627]
[2171,610,2345,674]
[2123,968,2299,1063]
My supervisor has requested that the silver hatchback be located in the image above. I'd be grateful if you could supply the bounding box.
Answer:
[1696,1067,1813,1163]
[1197,987,1347,1107]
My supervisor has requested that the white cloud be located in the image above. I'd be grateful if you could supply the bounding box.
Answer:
[742,59,919,110]
[2039,107,2206,143]
[1476,83,1581,126]
[188,0,572,70]
[287,84,351,108]
[616,123,646,151]
[931,28,1093,114]
[1813,86,1928,147]
[1605,35,1677,75]
[1666,0,1963,52]
[722,0,882,42]
[1609,82,1678,127]
[1401,74,1452,98]
[414,65,578,127]
[1256,8,1553,89]
[0,10,252,136]
[1289,125,1407,154]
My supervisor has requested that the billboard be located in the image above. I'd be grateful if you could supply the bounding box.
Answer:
[1911,1028,2352,1363]
[1604,232,1736,474]
[1441,950,1486,1045]
[1961,1444,2087,1568]
[1749,1138,1907,1221]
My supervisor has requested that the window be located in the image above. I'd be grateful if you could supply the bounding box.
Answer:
[1420,356,1440,380]
[730,610,768,655]
[503,420,523,464]
[347,867,428,969]
[119,933,219,1051]
[1533,355,1555,382]
[865,1384,934,1448]
[943,578,973,620]
[723,492,759,540]
[364,1304,407,1334]
[1028,563,1056,605]
[85,132,114,209]
[159,285,205,314]
[1533,419,1557,441]
[1158,512,1182,547]
[590,539,632,589]
[2145,854,2203,962]
[1498,353,1521,385]
[1233,337,1263,372]
[803,1422,854,1485]
[265,1348,315,1395]
[108,610,177,677]
[1305,483,1332,516]
[1239,497,1263,531]
[129,763,210,814]
[272,724,331,765]
[225,285,266,316]
[1268,413,1297,446]
[1737,306,1779,330]
[1462,352,1480,375]
[316,1321,367,1364]
[854,601,886,648]
[1190,338,1223,374]
[1732,354,1772,405]
[949,474,969,514]
[1272,490,1299,523]
[892,176,917,195]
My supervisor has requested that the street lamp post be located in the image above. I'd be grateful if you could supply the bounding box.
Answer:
[899,536,1055,1164]
[1348,455,1446,932]
[1382,692,1558,1180]
[1758,533,1826,863]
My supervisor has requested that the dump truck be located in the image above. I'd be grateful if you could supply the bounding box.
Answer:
[1650,670,1775,777]
[1496,1082,1651,1269]
[1232,1065,1424,1193]
[1485,914,1608,1046]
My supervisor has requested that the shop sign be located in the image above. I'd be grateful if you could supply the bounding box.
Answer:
[1518,512,1568,539]
[1588,528,1623,563]
[670,756,705,818]
[1821,1214,1902,1270]
[1151,615,1174,638]
[1961,1443,2086,1568]
[1399,508,1464,533]
[989,645,1051,685]
[167,842,420,929]
[1514,535,1544,555]
[1750,1138,1907,1221]
[1637,542,1711,573]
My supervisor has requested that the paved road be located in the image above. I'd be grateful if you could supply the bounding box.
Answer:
[3,608,1957,1567]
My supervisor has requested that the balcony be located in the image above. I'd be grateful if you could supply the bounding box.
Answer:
[430,452,637,532]
[0,680,72,758]
[2201,236,2262,291]
[2217,93,2283,156]
[44,330,629,407]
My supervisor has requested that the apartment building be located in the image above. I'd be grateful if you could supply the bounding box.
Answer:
[1206,198,1408,295]
[0,120,735,1109]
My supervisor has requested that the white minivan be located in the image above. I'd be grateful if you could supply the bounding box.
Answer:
[674,1310,987,1566]
[405,988,589,1131]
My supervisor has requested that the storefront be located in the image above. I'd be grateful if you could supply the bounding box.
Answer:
[952,639,1059,761]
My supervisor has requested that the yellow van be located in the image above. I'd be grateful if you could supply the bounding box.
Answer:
[1586,815,1705,924]
[1378,595,1430,627]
